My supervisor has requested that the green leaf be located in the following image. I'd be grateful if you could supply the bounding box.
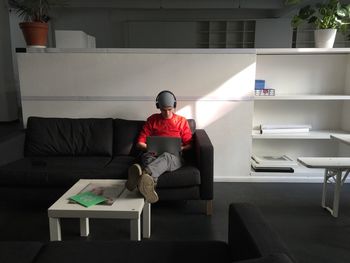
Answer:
[9,0,67,22]
[337,8,346,17]
[299,5,315,19]
[291,16,303,28]
[308,16,317,24]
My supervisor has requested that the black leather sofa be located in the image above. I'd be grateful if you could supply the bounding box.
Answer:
[0,117,213,213]
[0,203,296,263]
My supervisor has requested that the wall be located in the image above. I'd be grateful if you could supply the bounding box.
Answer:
[7,4,291,49]
[17,49,256,181]
[0,1,18,121]
[254,18,292,48]
[50,8,294,48]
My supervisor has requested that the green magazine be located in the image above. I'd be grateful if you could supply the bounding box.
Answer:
[69,191,107,207]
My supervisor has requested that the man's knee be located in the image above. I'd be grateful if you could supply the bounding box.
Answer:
[163,152,182,170]
[162,152,172,159]
[141,152,157,166]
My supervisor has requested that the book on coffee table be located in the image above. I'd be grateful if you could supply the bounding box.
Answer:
[81,183,125,205]
[69,191,108,207]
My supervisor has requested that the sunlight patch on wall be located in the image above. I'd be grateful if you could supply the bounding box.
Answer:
[200,63,255,101]
[177,63,255,128]
[176,105,193,119]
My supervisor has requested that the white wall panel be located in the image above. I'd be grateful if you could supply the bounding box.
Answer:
[18,52,254,98]
[17,50,256,180]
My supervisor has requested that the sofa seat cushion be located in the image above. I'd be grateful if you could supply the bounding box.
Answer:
[0,157,115,187]
[25,117,113,156]
[0,241,43,263]
[103,156,137,179]
[156,165,200,189]
[35,241,231,263]
[157,186,200,200]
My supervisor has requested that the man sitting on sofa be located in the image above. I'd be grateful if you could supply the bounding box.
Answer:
[125,90,193,203]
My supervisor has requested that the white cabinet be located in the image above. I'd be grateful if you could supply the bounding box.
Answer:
[252,49,350,180]
[55,30,96,48]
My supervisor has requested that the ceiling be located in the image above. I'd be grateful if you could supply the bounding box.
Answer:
[6,0,350,19]
[61,0,350,18]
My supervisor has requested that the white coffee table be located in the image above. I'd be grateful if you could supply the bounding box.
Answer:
[48,179,150,241]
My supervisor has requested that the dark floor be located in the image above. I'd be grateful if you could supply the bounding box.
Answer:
[0,183,350,263]
[1,123,350,263]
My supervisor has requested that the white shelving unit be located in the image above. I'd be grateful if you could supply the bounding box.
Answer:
[254,95,350,101]
[252,49,350,180]
[197,20,255,48]
[252,130,350,140]
[250,164,324,178]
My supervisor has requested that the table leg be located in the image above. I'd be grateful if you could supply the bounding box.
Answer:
[130,218,140,241]
[49,217,62,241]
[142,202,151,238]
[332,170,342,218]
[321,169,328,209]
[80,218,89,237]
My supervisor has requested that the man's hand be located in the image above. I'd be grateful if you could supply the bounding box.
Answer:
[137,142,147,151]
[181,143,192,151]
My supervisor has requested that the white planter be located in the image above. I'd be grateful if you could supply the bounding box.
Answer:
[314,29,337,48]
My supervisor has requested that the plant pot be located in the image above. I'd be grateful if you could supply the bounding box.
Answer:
[314,29,337,48]
[19,22,49,48]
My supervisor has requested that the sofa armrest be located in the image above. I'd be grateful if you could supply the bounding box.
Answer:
[0,130,25,166]
[194,129,214,200]
[228,203,295,263]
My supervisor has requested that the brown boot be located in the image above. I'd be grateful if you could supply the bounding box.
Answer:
[138,173,159,203]
[125,164,142,191]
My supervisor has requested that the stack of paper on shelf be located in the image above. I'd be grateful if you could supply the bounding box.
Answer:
[251,155,297,173]
[260,124,311,134]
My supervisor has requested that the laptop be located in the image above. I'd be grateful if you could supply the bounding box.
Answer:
[146,136,182,157]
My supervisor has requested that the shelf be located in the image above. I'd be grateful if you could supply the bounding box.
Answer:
[252,130,350,139]
[197,20,256,48]
[331,134,350,146]
[250,164,324,177]
[226,30,255,33]
[254,95,350,100]
[256,48,350,55]
[252,51,350,180]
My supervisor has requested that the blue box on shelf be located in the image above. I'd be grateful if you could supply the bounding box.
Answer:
[255,79,265,90]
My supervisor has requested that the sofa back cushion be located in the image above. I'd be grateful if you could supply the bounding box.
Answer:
[25,117,113,156]
[113,118,196,157]
[113,119,145,157]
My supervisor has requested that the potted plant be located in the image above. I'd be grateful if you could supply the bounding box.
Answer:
[9,0,65,47]
[286,0,350,48]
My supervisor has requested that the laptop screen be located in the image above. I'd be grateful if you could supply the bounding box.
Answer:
[146,136,181,157]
